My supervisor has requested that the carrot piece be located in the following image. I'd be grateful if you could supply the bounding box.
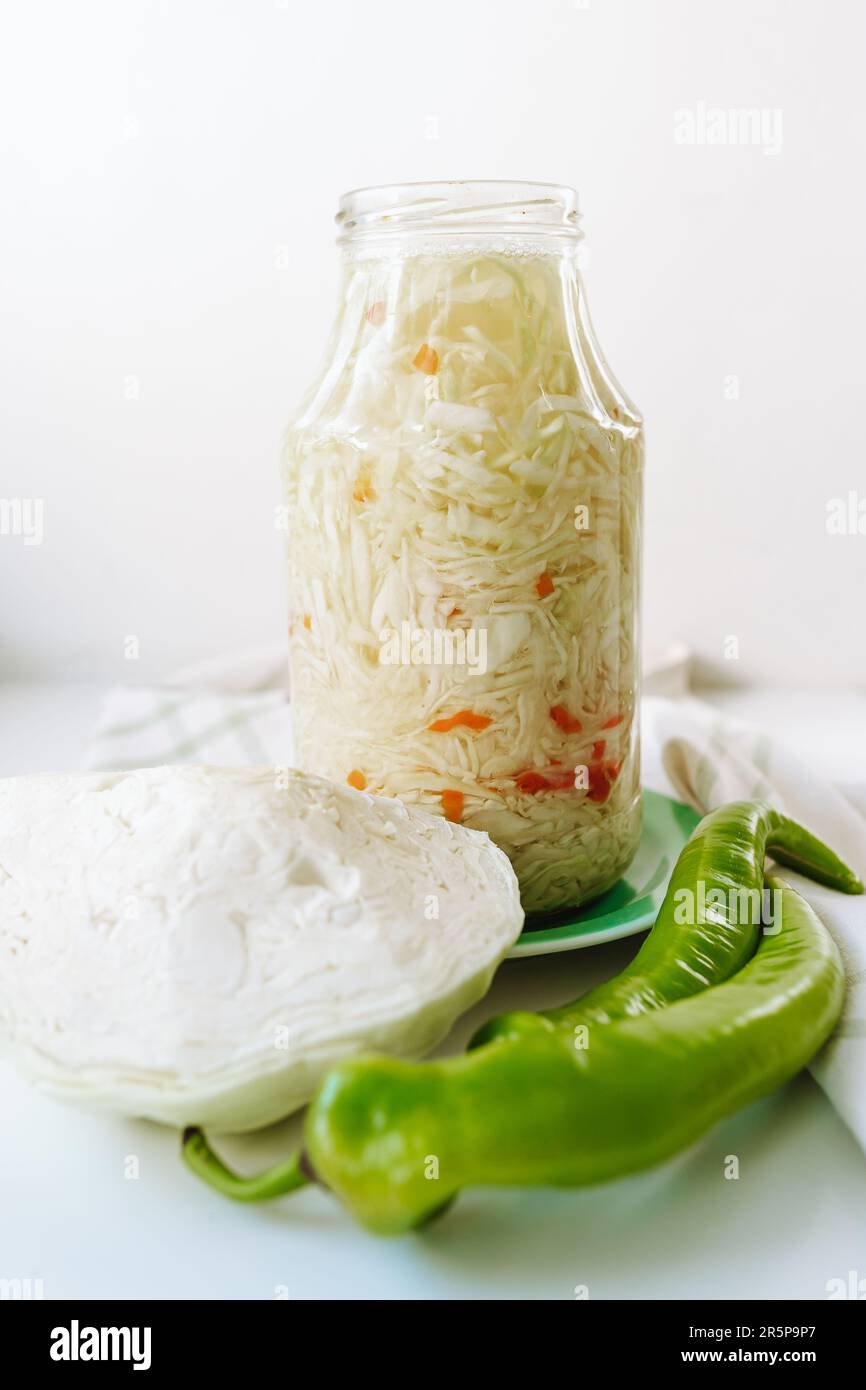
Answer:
[550,704,583,735]
[427,710,492,733]
[346,769,367,791]
[366,301,386,326]
[353,469,374,503]
[302,614,312,631]
[602,713,624,729]
[441,789,464,822]
[413,343,439,374]
[536,571,554,598]
[592,739,606,761]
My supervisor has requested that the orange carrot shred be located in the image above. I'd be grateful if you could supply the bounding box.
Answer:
[366,301,386,326]
[302,614,312,630]
[550,704,583,735]
[602,713,624,729]
[536,571,554,598]
[592,739,606,761]
[428,710,492,733]
[441,790,464,822]
[353,469,374,503]
[413,343,439,374]
[346,770,367,791]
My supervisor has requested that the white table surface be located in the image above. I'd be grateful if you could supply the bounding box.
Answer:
[2,681,865,1301]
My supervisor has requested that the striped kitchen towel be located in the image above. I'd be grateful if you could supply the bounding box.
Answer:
[84,645,294,772]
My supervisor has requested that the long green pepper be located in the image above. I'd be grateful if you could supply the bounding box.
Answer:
[300,878,844,1232]
[473,800,861,1047]
[182,802,862,1233]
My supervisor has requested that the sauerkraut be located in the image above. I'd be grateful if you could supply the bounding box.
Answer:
[283,246,643,913]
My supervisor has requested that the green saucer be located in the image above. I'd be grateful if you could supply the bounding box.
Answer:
[509,789,700,958]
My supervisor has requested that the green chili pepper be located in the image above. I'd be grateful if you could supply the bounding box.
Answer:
[473,800,862,1048]
[182,1134,311,1202]
[298,876,844,1232]
[183,877,847,1233]
[181,801,861,1235]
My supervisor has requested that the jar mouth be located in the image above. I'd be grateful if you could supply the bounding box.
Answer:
[336,180,581,245]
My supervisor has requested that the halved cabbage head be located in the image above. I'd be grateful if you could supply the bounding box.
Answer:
[0,765,523,1132]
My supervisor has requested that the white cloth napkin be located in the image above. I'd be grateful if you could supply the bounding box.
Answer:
[84,646,294,772]
[642,694,866,1154]
[84,651,866,1153]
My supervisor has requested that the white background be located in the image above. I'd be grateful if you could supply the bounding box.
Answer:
[2,0,865,686]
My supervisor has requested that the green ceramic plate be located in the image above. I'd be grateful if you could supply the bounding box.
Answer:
[508,789,700,958]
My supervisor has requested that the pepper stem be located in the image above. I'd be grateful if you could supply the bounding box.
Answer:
[182,1127,313,1202]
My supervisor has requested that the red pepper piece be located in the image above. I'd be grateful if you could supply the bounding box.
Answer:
[587,760,622,803]
[550,705,583,735]
[516,771,551,794]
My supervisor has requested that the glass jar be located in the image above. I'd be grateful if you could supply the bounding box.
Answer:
[283,181,643,914]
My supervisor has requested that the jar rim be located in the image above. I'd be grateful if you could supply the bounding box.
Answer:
[336,180,581,245]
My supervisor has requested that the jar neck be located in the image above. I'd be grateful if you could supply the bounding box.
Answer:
[336,180,582,260]
[293,220,640,441]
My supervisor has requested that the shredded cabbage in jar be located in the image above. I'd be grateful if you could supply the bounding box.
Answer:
[283,249,643,913]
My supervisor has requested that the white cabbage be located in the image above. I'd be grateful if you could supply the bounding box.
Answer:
[0,766,523,1131]
[284,251,643,912]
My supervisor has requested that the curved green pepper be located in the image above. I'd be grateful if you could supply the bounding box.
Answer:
[181,1136,311,1202]
[181,801,861,1233]
[299,877,843,1233]
[473,799,861,1048]
[183,877,846,1233]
